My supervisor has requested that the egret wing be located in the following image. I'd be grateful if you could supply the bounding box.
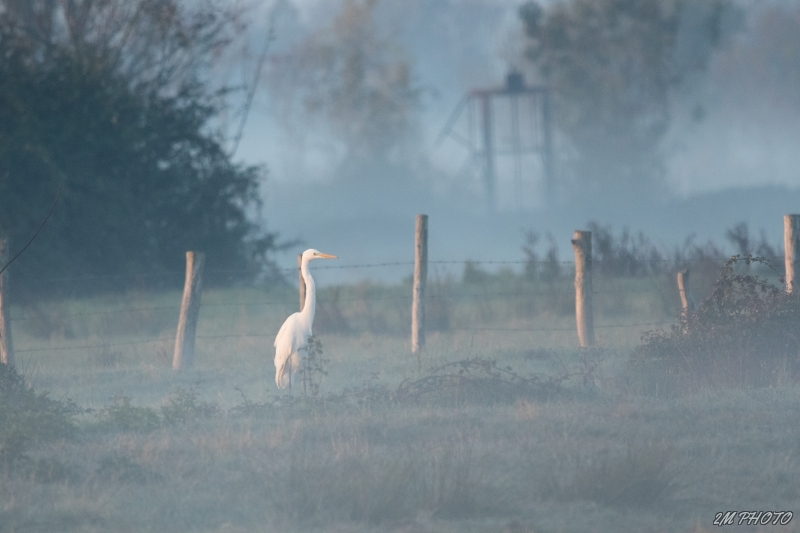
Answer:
[274,313,312,389]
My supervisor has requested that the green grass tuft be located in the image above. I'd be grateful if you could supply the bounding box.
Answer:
[0,363,77,472]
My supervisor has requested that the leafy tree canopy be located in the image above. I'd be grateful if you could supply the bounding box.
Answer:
[0,0,276,298]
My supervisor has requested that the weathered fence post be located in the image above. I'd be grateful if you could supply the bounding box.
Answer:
[677,269,695,331]
[0,238,14,366]
[298,253,306,311]
[784,215,800,294]
[173,251,205,370]
[571,230,594,348]
[411,214,428,357]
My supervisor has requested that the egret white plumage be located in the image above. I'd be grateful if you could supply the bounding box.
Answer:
[274,248,337,389]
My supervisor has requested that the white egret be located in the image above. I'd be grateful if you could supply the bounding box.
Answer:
[274,248,337,389]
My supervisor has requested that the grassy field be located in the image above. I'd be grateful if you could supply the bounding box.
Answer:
[2,270,800,533]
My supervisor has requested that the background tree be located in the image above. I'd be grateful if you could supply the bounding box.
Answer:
[519,0,738,199]
[678,3,800,189]
[267,0,422,180]
[0,0,277,298]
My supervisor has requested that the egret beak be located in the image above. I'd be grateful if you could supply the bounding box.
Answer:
[317,253,337,259]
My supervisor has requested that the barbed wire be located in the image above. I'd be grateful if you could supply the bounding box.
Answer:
[452,321,673,332]
[11,257,698,355]
[215,256,724,274]
[26,255,733,284]
[15,338,167,354]
[14,320,674,355]
[9,280,671,324]
[11,305,181,322]
[32,272,184,283]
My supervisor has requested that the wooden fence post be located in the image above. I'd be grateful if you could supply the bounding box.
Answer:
[571,230,594,348]
[677,269,695,331]
[784,215,800,294]
[298,253,306,311]
[0,238,14,366]
[173,251,205,370]
[411,214,428,356]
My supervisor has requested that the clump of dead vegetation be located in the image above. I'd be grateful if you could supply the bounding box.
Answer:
[394,358,564,404]
[232,354,582,418]
[632,255,800,387]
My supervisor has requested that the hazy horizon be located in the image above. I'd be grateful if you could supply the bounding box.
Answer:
[213,0,800,282]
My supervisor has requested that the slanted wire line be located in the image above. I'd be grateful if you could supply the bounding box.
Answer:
[229,4,279,158]
[0,186,61,276]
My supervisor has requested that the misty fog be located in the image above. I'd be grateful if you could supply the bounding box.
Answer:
[6,2,800,531]
[224,0,800,283]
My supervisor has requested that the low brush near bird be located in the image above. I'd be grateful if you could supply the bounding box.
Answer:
[274,249,337,390]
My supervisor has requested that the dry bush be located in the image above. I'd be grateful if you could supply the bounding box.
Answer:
[230,357,566,416]
[395,358,564,405]
[300,335,329,397]
[632,256,800,387]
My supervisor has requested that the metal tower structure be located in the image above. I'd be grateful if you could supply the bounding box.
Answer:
[437,71,555,210]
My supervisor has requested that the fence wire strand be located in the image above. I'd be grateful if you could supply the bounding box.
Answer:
[9,257,705,356]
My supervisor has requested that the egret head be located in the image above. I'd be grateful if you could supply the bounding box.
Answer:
[303,248,338,262]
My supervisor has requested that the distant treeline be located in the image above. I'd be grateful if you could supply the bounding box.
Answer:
[517,221,782,282]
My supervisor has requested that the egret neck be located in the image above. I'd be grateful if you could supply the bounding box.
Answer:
[299,254,316,330]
